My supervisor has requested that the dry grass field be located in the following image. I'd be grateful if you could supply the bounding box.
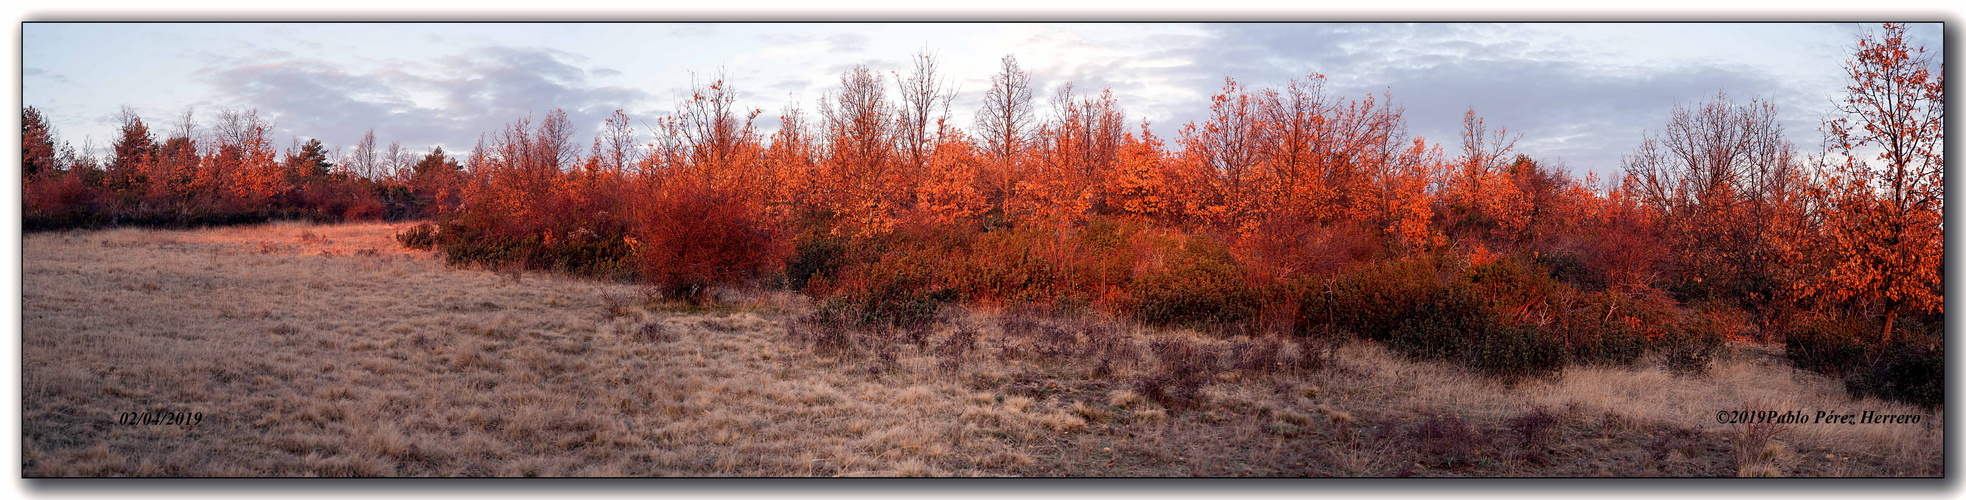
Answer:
[20,222,1942,477]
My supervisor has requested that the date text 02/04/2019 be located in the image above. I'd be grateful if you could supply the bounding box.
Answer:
[119,410,202,427]
[1715,410,1922,425]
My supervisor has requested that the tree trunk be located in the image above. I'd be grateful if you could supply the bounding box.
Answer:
[1880,299,1898,346]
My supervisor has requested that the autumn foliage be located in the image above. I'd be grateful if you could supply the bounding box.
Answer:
[25,28,1942,404]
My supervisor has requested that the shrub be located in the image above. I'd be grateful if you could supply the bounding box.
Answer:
[1793,316,1945,409]
[819,245,953,329]
[785,232,846,291]
[1535,251,1605,291]
[1237,217,1377,281]
[435,218,637,281]
[1408,413,1485,470]
[1784,316,1871,376]
[1507,405,1560,448]
[1467,324,1567,381]
[432,191,639,282]
[1385,286,1566,381]
[634,321,675,343]
[395,222,437,250]
[1845,339,1944,409]
[1554,291,1651,366]
[1307,256,1445,340]
[1662,306,1733,375]
[633,183,787,305]
[1385,287,1487,361]
[1135,336,1220,410]
[936,321,981,364]
[951,222,1136,309]
[1468,255,1562,318]
[1131,234,1261,326]
[791,306,856,356]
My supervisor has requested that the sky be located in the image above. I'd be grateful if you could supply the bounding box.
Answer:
[20,22,1945,178]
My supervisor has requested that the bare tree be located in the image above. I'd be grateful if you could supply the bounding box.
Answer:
[534,109,579,173]
[1457,107,1521,206]
[385,140,405,180]
[1186,78,1266,189]
[352,129,378,179]
[597,109,640,175]
[894,49,955,174]
[667,74,760,182]
[172,108,197,145]
[817,65,899,231]
[1623,91,1803,309]
[466,132,492,174]
[975,54,1035,163]
[210,108,281,204]
[820,65,895,183]
[1625,92,1794,221]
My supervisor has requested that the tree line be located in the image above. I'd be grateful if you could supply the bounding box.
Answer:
[24,24,1941,403]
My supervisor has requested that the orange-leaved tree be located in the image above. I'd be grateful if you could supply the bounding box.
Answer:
[1805,23,1944,343]
[819,65,900,236]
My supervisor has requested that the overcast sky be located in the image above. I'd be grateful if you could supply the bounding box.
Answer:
[21,22,1943,177]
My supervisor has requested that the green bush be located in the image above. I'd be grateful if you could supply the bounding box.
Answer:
[1385,287,1486,360]
[394,222,438,250]
[1537,290,1673,369]
[1468,324,1567,381]
[434,218,637,282]
[1535,251,1605,291]
[1661,308,1729,375]
[1784,317,1871,376]
[1385,286,1566,382]
[785,233,845,291]
[1788,316,1944,409]
[1469,255,1563,316]
[1308,257,1445,339]
[1557,305,1647,366]
[821,247,952,329]
[1131,235,1261,326]
[1845,340,1944,409]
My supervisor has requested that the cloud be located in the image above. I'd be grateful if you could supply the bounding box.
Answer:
[670,23,717,38]
[202,45,651,154]
[25,66,74,86]
[827,33,869,53]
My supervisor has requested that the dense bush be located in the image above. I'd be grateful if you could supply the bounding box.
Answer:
[1384,286,1488,361]
[633,183,787,304]
[1549,292,1650,366]
[435,213,639,281]
[816,260,949,330]
[1784,316,1872,375]
[395,222,437,250]
[1787,316,1944,408]
[1660,305,1733,375]
[1384,286,1565,381]
[1535,251,1606,291]
[1303,256,1447,339]
[785,230,846,291]
[1845,339,1944,409]
[1130,233,1263,326]
[1298,252,1725,382]
[944,220,1137,308]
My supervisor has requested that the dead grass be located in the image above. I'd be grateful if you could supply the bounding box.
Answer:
[19,221,1943,477]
